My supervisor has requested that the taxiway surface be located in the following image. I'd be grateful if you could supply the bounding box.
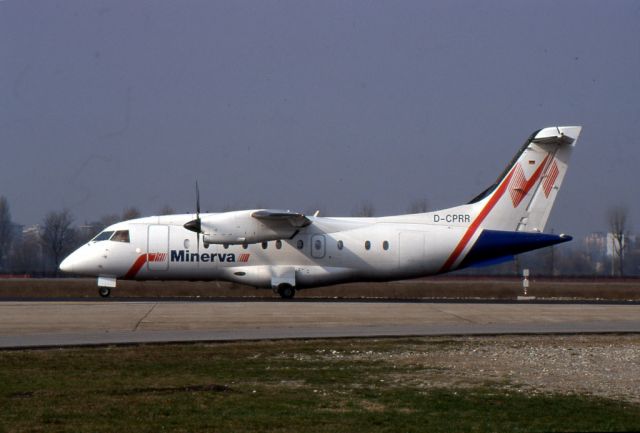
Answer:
[1,300,640,348]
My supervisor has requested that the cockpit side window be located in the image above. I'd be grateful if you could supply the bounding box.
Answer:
[92,231,114,242]
[111,230,130,243]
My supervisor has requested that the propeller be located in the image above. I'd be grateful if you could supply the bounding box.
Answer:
[183,181,202,253]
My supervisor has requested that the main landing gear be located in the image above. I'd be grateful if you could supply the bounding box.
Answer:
[277,284,296,299]
[98,287,111,298]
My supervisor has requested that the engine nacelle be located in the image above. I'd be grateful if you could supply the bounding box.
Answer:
[200,210,299,245]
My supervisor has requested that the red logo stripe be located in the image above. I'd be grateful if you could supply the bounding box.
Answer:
[508,155,549,208]
[124,254,148,279]
[124,252,167,279]
[508,165,526,207]
[543,161,559,197]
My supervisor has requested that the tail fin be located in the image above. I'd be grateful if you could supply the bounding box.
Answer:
[469,126,581,233]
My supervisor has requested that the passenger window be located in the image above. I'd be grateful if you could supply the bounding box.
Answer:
[314,239,322,250]
[296,240,304,249]
[242,243,248,249]
[276,240,282,249]
[111,230,130,243]
[383,240,389,251]
[262,241,268,250]
[92,231,114,242]
[223,243,229,249]
[337,240,343,250]
[365,240,371,250]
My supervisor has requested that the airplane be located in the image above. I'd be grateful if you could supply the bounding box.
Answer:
[60,126,581,299]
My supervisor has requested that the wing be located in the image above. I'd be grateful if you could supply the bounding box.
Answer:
[251,209,312,228]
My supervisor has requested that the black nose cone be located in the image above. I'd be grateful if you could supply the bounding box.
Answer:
[184,218,201,233]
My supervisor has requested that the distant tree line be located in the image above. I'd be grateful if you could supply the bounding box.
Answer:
[0,196,152,275]
[0,195,637,277]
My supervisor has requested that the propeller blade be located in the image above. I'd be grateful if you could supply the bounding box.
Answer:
[184,181,203,235]
[196,180,200,218]
[195,181,202,255]
[197,226,200,255]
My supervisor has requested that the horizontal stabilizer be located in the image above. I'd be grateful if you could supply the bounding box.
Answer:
[459,230,571,269]
[467,255,515,268]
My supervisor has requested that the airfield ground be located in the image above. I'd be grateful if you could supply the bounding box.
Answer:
[0,276,639,300]
[1,335,640,432]
[2,278,639,431]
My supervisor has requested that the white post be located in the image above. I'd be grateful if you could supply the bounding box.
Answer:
[522,268,530,296]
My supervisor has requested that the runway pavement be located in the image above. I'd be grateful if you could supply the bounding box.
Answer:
[1,300,640,348]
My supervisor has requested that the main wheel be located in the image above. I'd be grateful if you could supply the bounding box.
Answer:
[98,287,111,298]
[277,284,295,299]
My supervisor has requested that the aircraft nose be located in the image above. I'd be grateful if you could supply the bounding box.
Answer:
[59,247,89,274]
[59,254,75,273]
[59,245,105,276]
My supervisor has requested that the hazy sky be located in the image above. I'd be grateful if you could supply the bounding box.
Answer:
[2,1,639,237]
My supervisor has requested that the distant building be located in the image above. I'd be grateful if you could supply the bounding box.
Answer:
[584,232,606,252]
[22,224,41,239]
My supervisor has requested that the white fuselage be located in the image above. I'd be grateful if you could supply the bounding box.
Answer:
[61,212,467,288]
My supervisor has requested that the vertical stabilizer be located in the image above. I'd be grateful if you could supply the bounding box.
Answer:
[470,126,581,233]
[438,126,581,273]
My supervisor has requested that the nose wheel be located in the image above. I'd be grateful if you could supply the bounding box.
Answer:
[277,284,296,299]
[98,287,111,298]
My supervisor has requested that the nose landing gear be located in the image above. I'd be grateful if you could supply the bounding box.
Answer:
[277,283,296,299]
[97,276,116,298]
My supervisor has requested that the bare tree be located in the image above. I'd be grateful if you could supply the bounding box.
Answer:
[407,198,429,214]
[9,231,43,274]
[352,201,375,217]
[99,214,120,228]
[0,196,13,271]
[78,214,121,243]
[41,209,77,273]
[122,207,141,220]
[158,205,175,215]
[607,205,630,277]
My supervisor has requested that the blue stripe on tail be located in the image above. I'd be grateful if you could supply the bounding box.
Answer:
[459,230,572,269]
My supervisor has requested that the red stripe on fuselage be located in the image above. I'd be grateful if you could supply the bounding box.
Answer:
[124,254,148,279]
[439,169,516,273]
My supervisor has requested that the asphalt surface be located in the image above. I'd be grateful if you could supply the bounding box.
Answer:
[1,299,640,349]
[1,296,640,304]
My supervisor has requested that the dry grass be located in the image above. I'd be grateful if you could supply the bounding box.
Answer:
[2,337,640,433]
[0,276,638,300]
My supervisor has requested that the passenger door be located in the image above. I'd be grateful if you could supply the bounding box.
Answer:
[147,225,169,271]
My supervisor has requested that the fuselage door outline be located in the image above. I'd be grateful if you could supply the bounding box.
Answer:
[311,234,326,259]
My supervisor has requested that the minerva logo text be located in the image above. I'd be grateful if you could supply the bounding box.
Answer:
[170,250,250,263]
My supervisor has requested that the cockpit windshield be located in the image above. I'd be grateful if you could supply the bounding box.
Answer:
[92,231,114,242]
[91,230,130,243]
[111,230,130,243]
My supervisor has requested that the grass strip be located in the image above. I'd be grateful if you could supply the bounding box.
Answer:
[1,338,639,433]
